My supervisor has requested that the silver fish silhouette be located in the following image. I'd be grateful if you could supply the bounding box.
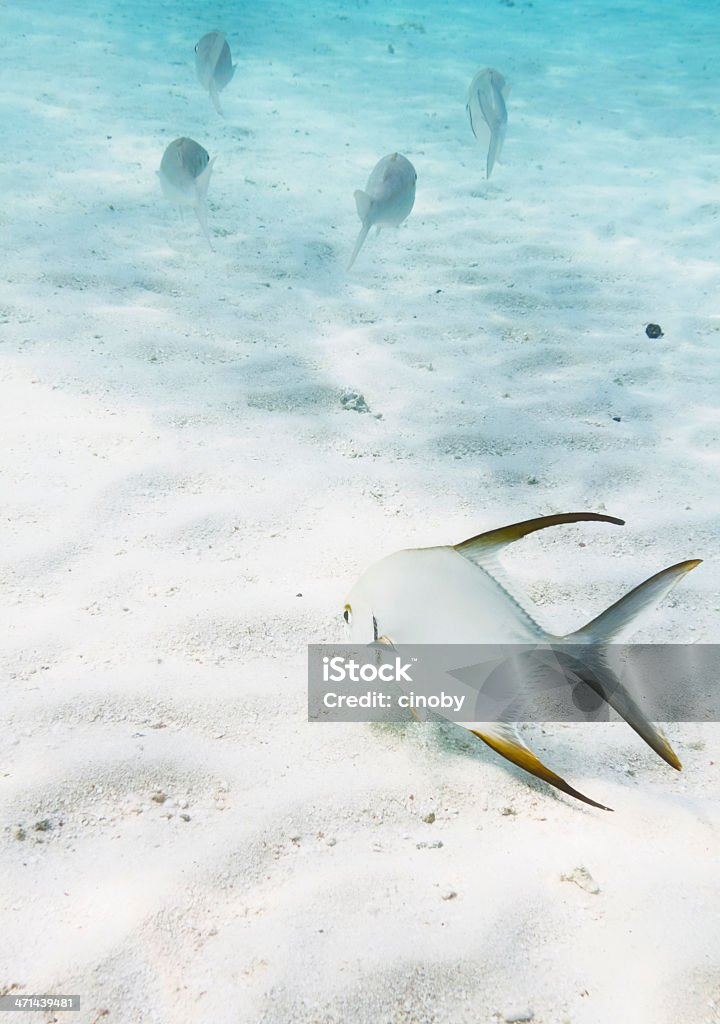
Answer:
[348,152,417,270]
[344,512,701,810]
[195,31,236,115]
[466,67,510,179]
[158,137,216,245]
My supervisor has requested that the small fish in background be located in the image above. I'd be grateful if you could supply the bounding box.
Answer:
[158,137,216,246]
[195,31,236,115]
[348,152,417,270]
[344,512,701,810]
[466,66,510,179]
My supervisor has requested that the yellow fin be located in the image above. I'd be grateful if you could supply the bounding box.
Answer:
[469,723,613,811]
[456,512,625,565]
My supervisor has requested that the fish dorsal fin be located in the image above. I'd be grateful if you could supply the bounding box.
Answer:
[568,559,702,645]
[382,153,399,180]
[469,722,612,810]
[455,512,625,567]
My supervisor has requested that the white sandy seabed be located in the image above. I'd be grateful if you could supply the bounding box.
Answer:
[1,0,719,1021]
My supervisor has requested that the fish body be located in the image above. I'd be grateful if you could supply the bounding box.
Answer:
[195,31,236,115]
[158,136,216,245]
[348,152,417,269]
[350,546,544,646]
[466,67,510,179]
[344,512,701,810]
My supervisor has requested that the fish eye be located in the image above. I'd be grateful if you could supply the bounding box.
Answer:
[343,604,352,624]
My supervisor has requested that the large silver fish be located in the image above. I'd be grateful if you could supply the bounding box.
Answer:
[157,137,216,246]
[344,512,701,810]
[466,67,510,179]
[348,152,417,270]
[195,31,236,116]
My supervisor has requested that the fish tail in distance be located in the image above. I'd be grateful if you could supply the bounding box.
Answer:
[347,222,370,270]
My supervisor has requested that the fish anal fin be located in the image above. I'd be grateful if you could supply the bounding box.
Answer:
[456,512,625,565]
[470,726,612,811]
[466,102,476,138]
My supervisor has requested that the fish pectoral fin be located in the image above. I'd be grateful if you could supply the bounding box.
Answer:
[467,100,490,145]
[455,511,625,566]
[354,189,372,221]
[466,101,477,138]
[469,722,613,811]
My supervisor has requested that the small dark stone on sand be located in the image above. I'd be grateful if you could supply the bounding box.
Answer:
[340,390,370,413]
[645,323,663,338]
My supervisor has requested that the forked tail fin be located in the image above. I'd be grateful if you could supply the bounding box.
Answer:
[564,559,702,770]
[486,124,506,179]
[210,81,224,116]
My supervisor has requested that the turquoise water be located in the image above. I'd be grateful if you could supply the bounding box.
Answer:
[1,3,718,1022]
